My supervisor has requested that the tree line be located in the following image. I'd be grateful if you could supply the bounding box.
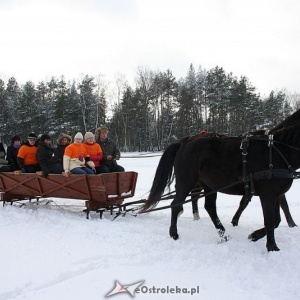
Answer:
[1,64,299,151]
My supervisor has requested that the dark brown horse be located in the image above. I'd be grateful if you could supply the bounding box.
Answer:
[187,143,297,227]
[141,117,300,251]
[230,113,300,227]
[189,126,297,227]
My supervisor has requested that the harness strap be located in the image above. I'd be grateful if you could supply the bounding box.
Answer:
[272,144,296,175]
[267,134,274,179]
[240,135,251,204]
[241,169,294,182]
[241,134,296,194]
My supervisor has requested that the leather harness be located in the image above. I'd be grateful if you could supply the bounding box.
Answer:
[240,134,299,206]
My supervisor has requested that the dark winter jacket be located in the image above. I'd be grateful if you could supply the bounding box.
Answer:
[6,145,20,171]
[54,144,68,166]
[54,134,72,166]
[96,137,121,167]
[37,141,59,176]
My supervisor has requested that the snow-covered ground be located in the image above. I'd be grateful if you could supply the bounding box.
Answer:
[1,153,300,300]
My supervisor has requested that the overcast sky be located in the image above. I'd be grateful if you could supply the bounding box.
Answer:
[0,0,299,96]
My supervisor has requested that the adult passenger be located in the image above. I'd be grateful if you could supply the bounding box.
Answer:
[95,126,125,173]
[6,135,22,171]
[63,132,95,175]
[17,133,41,173]
[37,134,64,177]
[83,132,104,174]
[54,133,72,166]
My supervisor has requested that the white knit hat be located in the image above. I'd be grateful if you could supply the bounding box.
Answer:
[74,132,83,140]
[84,132,94,140]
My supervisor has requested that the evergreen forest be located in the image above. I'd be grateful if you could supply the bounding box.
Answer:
[1,64,299,151]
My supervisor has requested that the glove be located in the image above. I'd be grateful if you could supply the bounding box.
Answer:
[43,172,49,178]
[86,161,95,168]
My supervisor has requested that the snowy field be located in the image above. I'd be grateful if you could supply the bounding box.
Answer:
[1,153,300,300]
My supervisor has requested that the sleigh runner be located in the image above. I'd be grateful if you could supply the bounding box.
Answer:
[0,171,140,218]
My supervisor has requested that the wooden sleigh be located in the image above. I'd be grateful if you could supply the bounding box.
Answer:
[0,171,140,218]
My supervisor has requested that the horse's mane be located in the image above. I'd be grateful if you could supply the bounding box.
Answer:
[176,109,300,145]
[269,109,300,134]
[178,132,228,144]
[274,122,300,145]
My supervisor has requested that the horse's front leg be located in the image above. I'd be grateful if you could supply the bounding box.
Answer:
[231,195,252,226]
[249,196,280,251]
[204,192,230,243]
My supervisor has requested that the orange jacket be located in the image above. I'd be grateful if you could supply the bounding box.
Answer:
[17,144,38,165]
[83,142,103,167]
[63,143,89,171]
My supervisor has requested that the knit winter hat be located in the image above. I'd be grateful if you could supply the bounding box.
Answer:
[40,134,51,141]
[84,132,94,140]
[27,132,37,140]
[74,132,83,140]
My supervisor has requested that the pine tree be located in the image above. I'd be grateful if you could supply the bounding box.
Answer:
[18,81,37,136]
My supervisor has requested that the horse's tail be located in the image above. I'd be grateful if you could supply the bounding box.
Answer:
[141,142,181,212]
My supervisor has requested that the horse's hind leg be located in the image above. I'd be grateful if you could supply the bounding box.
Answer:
[169,188,190,240]
[191,195,200,221]
[279,194,297,227]
[204,191,229,242]
[191,184,203,221]
[169,205,182,240]
[231,195,252,226]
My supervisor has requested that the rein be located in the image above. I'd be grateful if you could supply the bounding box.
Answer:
[139,179,244,214]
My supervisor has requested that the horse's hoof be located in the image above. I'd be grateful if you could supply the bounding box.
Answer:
[171,234,179,240]
[218,235,230,244]
[193,213,200,221]
[267,244,280,251]
[248,233,260,242]
[248,228,266,242]
[231,219,238,227]
[248,233,255,241]
[169,226,179,240]
[287,221,297,228]
[218,230,230,243]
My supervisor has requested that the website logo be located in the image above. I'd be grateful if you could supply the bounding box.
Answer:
[106,280,144,298]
